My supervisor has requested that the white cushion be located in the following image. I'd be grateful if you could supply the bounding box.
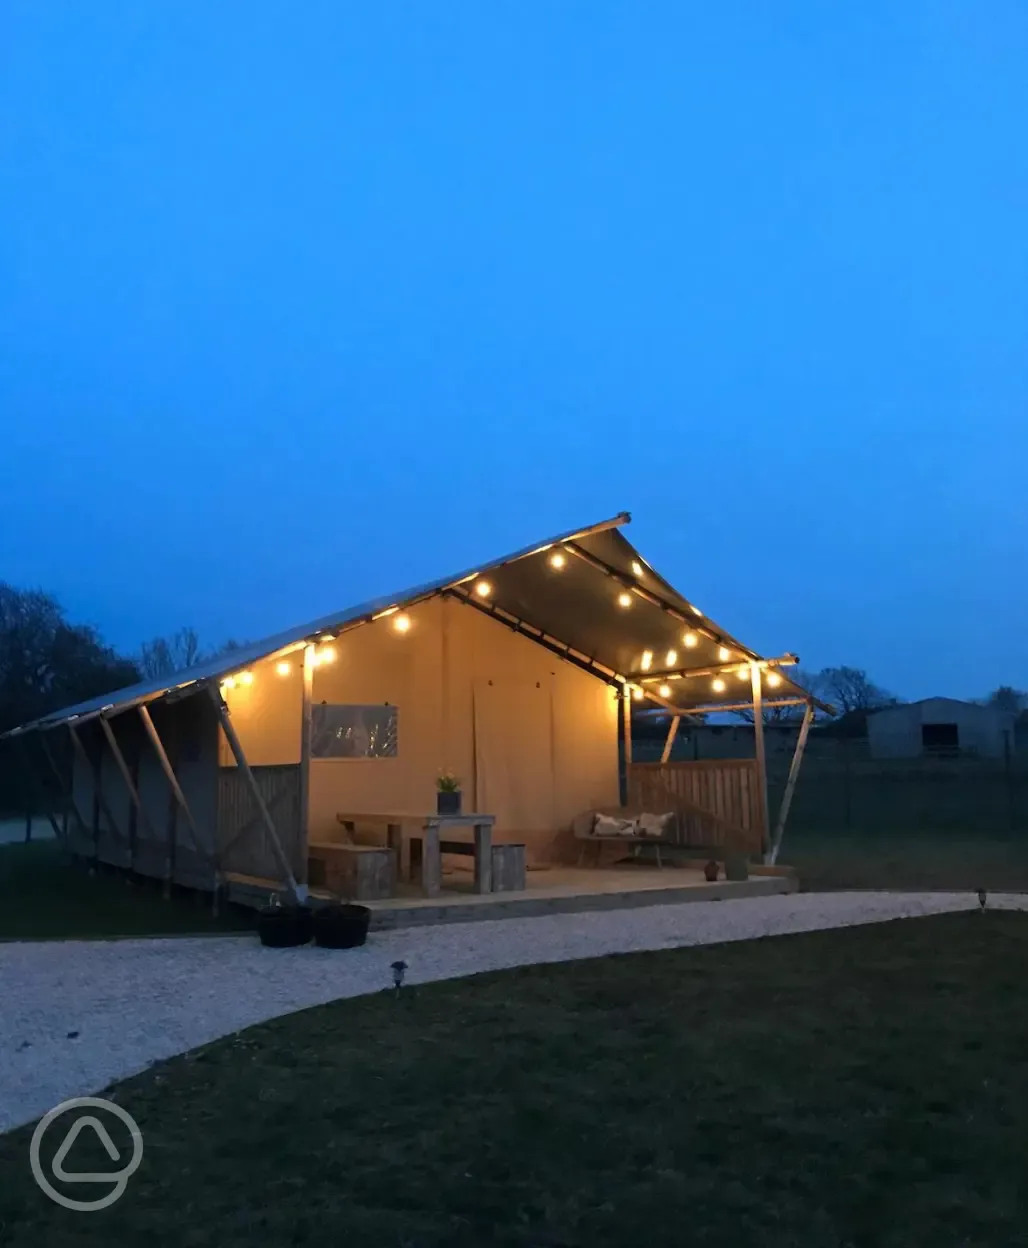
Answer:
[635,811,674,840]
[592,813,637,838]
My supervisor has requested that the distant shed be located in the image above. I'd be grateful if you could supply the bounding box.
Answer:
[867,698,1015,760]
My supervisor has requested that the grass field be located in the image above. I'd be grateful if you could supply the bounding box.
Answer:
[0,841,253,940]
[2,911,1027,1246]
[785,827,1028,893]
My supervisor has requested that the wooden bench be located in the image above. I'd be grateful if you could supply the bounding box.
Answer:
[571,807,676,868]
[308,841,396,901]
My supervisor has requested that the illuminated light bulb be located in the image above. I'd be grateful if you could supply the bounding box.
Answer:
[640,650,653,671]
[665,649,677,667]
[631,685,643,702]
[658,683,672,698]
[239,671,254,686]
[319,645,336,664]
[718,647,731,662]
[474,580,492,598]
[393,613,411,633]
[692,605,704,617]
[683,632,698,648]
[631,560,644,578]
[767,671,783,688]
[617,592,633,608]
[319,632,335,642]
[548,551,566,570]
[221,677,236,691]
[737,667,750,681]
[711,678,726,693]
[276,661,291,676]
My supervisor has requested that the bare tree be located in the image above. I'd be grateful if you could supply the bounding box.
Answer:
[819,665,895,714]
[138,627,205,680]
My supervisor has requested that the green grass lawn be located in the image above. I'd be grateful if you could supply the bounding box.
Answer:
[0,841,253,940]
[785,827,1028,893]
[3,912,1027,1246]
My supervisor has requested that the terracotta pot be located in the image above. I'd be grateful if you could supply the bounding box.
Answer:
[703,859,720,882]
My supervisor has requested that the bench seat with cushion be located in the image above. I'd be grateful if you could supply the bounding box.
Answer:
[571,807,676,868]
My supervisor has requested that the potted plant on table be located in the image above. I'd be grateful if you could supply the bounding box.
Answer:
[436,769,462,816]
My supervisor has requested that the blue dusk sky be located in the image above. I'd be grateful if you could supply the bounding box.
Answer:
[1,2,1026,702]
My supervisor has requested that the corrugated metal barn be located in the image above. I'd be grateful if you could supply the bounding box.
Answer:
[867,698,1016,759]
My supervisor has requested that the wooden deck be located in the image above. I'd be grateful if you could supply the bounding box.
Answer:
[224,862,795,930]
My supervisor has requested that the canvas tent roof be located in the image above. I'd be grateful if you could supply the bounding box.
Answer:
[2,511,825,738]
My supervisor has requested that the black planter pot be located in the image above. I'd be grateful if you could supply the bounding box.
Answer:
[257,904,313,948]
[436,789,462,816]
[313,903,372,950]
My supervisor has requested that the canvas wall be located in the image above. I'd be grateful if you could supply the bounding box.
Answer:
[69,696,220,888]
[307,596,619,862]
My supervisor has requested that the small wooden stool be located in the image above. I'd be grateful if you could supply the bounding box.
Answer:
[490,844,526,892]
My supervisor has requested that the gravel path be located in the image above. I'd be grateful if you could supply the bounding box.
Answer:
[3,890,1026,1133]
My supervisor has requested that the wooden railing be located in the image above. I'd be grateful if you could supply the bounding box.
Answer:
[628,759,765,854]
[217,764,303,880]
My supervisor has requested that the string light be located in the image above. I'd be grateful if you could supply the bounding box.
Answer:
[319,632,335,642]
[474,580,492,598]
[617,592,633,608]
[665,649,677,667]
[711,678,726,693]
[239,671,254,686]
[658,683,672,698]
[393,613,411,633]
[767,672,783,688]
[737,666,750,681]
[683,632,698,648]
[276,661,291,676]
[319,645,336,664]
[221,676,236,691]
[718,646,731,662]
[640,650,653,671]
[692,606,704,617]
[631,560,644,577]
[548,551,566,570]
[632,685,644,701]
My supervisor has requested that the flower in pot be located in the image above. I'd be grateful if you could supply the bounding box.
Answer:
[436,769,462,816]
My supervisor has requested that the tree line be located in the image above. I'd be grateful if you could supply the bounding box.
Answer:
[0,584,240,739]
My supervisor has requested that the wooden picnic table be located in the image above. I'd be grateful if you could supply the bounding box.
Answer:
[334,811,496,897]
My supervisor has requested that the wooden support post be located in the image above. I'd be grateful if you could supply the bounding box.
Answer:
[621,686,632,806]
[139,705,217,891]
[210,690,304,903]
[39,731,90,848]
[15,737,65,843]
[69,724,131,869]
[162,719,179,899]
[100,714,157,875]
[769,701,814,865]
[89,735,101,866]
[660,715,681,765]
[750,663,771,857]
[298,642,315,886]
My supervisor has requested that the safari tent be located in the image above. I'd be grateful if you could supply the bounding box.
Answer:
[2,512,823,905]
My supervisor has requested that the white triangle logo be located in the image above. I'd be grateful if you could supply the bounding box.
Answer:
[52,1116,121,1182]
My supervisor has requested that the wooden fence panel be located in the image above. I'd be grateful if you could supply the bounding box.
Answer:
[217,764,303,881]
[628,759,765,854]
